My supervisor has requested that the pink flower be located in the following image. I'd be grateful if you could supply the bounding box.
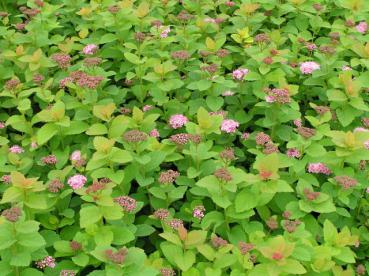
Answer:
[169,114,188,129]
[221,119,239,133]
[67,174,87,190]
[306,43,317,51]
[0,122,5,129]
[36,256,56,269]
[149,128,160,138]
[204,18,216,23]
[9,145,24,154]
[225,1,235,7]
[41,155,57,165]
[143,105,153,112]
[193,205,205,219]
[1,175,11,184]
[232,68,249,80]
[293,119,302,127]
[287,148,301,158]
[356,21,368,33]
[83,44,98,55]
[241,132,250,140]
[300,61,320,74]
[222,90,234,96]
[364,140,369,150]
[307,163,331,175]
[354,127,369,132]
[160,27,170,38]
[70,150,82,161]
[342,65,352,71]
[31,141,38,149]
[114,196,137,212]
[59,77,73,88]
[367,187,369,194]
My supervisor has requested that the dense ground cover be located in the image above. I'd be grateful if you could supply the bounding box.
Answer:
[1,0,369,275]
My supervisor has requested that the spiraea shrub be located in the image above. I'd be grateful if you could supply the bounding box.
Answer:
[1,0,369,275]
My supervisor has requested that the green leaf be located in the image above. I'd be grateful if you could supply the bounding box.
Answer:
[10,252,31,267]
[80,205,102,228]
[282,259,307,274]
[37,123,58,145]
[15,221,39,233]
[235,189,258,212]
[323,220,338,244]
[110,148,133,164]
[124,52,142,64]
[1,187,23,203]
[72,253,90,267]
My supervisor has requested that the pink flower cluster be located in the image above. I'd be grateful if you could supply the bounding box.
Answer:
[364,140,369,150]
[114,196,137,212]
[287,148,301,158]
[221,119,239,133]
[41,154,57,165]
[70,150,85,167]
[356,21,368,33]
[307,163,331,175]
[83,44,98,55]
[265,88,290,104]
[60,70,104,89]
[169,114,188,129]
[67,174,87,190]
[193,205,205,219]
[160,27,170,38]
[36,256,56,269]
[232,68,249,80]
[149,128,160,138]
[9,145,24,154]
[300,61,320,74]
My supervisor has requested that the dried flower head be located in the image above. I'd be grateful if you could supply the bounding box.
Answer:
[334,176,358,189]
[105,248,127,264]
[170,133,190,145]
[255,132,271,145]
[296,126,316,138]
[171,50,190,60]
[69,241,82,251]
[303,188,320,201]
[211,235,228,248]
[83,57,102,67]
[219,148,236,161]
[48,179,64,193]
[33,74,44,85]
[266,216,278,230]
[123,130,148,143]
[238,242,254,255]
[2,207,22,222]
[52,53,72,69]
[159,170,180,184]
[214,168,232,182]
[5,78,21,90]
